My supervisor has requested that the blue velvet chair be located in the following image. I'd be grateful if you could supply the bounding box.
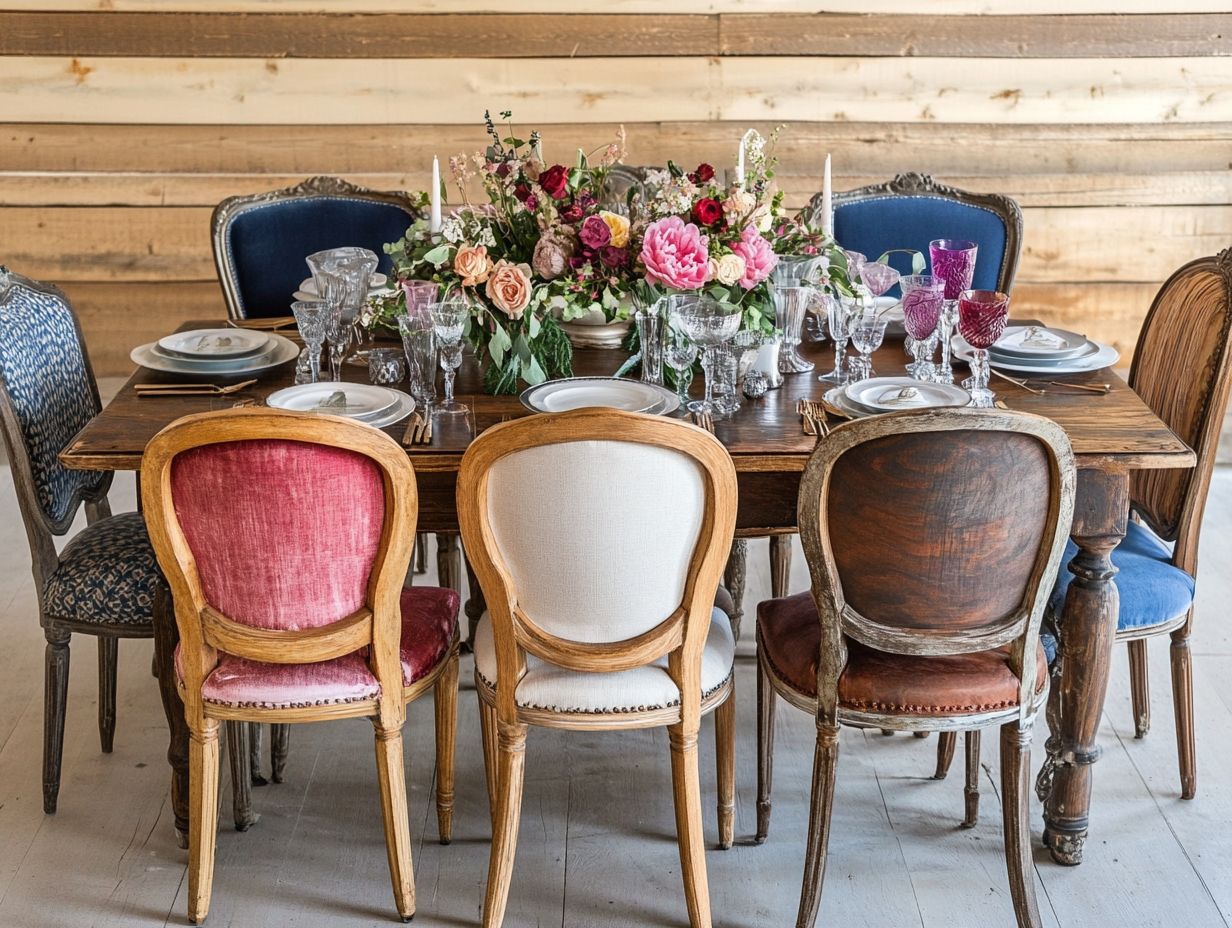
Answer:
[210,175,418,320]
[812,172,1023,293]
[0,268,163,814]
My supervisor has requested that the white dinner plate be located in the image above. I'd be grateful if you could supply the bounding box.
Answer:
[266,382,400,421]
[272,389,414,431]
[132,333,299,376]
[158,328,269,359]
[520,377,677,414]
[149,340,278,372]
[824,387,878,420]
[844,376,970,413]
[953,336,1120,375]
[992,325,1090,359]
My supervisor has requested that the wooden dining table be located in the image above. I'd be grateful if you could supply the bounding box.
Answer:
[60,319,1193,867]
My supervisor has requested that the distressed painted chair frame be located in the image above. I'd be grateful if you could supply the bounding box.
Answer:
[758,408,1075,928]
[457,409,738,928]
[141,408,459,925]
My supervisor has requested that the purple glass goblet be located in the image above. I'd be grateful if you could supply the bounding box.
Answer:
[928,239,978,300]
[900,274,944,381]
[957,289,1009,408]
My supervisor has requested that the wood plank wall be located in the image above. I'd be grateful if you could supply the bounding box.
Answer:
[0,3,1229,375]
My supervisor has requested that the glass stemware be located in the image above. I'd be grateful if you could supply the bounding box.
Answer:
[634,297,666,386]
[772,285,817,374]
[929,239,978,384]
[322,301,350,382]
[291,299,329,384]
[849,310,889,381]
[860,261,901,299]
[397,313,437,410]
[306,247,380,365]
[957,289,1010,408]
[429,297,470,415]
[820,296,854,384]
[670,296,742,416]
[400,279,440,324]
[662,319,699,408]
[899,275,945,381]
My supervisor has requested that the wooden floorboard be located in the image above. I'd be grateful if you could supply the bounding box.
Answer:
[0,467,1230,926]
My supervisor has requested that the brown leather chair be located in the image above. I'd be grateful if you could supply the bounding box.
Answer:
[755,408,1075,928]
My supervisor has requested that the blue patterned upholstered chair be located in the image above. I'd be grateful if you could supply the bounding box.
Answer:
[210,175,418,320]
[0,268,164,814]
[809,172,1023,293]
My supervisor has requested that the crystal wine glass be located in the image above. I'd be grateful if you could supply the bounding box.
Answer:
[820,296,854,384]
[662,320,699,408]
[860,261,901,299]
[849,310,889,381]
[899,275,945,381]
[397,313,437,410]
[771,257,823,373]
[429,297,470,416]
[322,301,350,382]
[957,289,1010,408]
[929,239,978,383]
[291,299,329,384]
[671,296,742,416]
[306,247,379,364]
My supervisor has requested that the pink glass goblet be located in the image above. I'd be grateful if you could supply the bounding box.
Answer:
[860,261,901,299]
[957,289,1009,408]
[929,239,978,382]
[900,274,944,381]
[400,279,440,323]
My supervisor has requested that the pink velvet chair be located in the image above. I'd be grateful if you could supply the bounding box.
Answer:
[141,408,460,924]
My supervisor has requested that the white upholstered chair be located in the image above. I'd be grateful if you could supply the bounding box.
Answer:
[458,409,738,928]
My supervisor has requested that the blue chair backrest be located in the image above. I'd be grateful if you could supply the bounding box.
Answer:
[0,270,106,527]
[221,191,415,318]
[833,183,1020,294]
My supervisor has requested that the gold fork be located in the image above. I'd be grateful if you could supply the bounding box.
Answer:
[691,409,715,433]
[135,378,258,397]
[796,398,817,436]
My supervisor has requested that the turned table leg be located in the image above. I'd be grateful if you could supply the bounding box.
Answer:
[463,554,486,650]
[152,582,190,848]
[1040,467,1128,866]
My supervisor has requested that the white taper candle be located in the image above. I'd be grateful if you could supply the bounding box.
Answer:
[429,156,442,234]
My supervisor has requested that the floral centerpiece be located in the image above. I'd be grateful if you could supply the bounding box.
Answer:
[382,112,636,394]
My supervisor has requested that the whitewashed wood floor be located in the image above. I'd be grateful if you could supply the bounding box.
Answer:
[1,466,1231,928]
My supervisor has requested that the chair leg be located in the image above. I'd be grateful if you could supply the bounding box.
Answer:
[769,534,792,599]
[483,721,528,928]
[248,722,267,786]
[1128,638,1151,739]
[187,720,221,925]
[479,697,499,833]
[1000,723,1043,928]
[373,722,416,922]
[715,693,735,850]
[723,539,747,640]
[668,722,713,928]
[97,636,118,754]
[1171,625,1197,799]
[437,533,462,592]
[43,627,71,814]
[756,656,776,843]
[225,721,259,832]
[413,531,428,575]
[270,724,290,784]
[433,651,460,844]
[796,723,840,928]
[962,730,982,829]
[933,731,957,780]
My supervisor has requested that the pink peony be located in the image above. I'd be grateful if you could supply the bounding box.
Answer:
[730,225,778,290]
[640,216,712,290]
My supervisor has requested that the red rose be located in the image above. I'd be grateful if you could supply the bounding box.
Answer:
[513,182,533,203]
[539,164,569,199]
[690,163,716,184]
[560,203,584,223]
[693,198,722,226]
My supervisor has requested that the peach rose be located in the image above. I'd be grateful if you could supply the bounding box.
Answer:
[599,210,630,248]
[485,260,533,319]
[454,244,493,287]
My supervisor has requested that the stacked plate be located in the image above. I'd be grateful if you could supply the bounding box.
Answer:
[266,382,414,429]
[824,376,971,419]
[520,377,680,415]
[131,328,300,376]
[952,325,1119,375]
[293,274,390,302]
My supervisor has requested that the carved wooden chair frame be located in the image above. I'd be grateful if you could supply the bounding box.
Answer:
[210,174,418,321]
[458,409,738,928]
[142,408,457,924]
[808,171,1025,293]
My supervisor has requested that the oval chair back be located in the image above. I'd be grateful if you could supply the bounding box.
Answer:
[812,173,1023,294]
[1128,249,1232,572]
[211,176,418,320]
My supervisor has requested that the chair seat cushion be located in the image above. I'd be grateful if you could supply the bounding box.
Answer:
[178,585,459,710]
[43,511,160,628]
[757,592,1047,716]
[1049,520,1194,634]
[473,606,735,714]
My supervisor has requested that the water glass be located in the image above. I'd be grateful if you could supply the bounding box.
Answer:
[662,320,699,407]
[367,348,406,385]
[635,303,665,386]
[670,296,742,416]
[397,314,437,409]
[772,285,816,374]
[291,299,329,384]
[711,344,741,418]
[899,275,945,381]
[322,302,350,382]
[958,289,1010,408]
[849,310,889,381]
[429,298,470,416]
[820,296,855,384]
[307,247,379,364]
